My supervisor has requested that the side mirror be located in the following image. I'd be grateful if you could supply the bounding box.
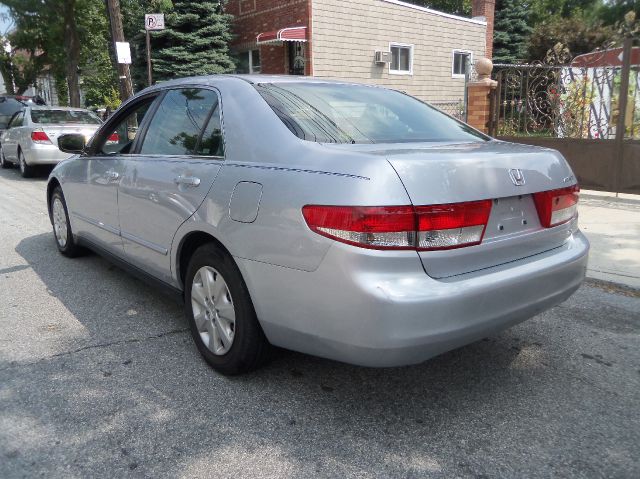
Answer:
[58,134,86,154]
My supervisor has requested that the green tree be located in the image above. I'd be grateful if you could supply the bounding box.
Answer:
[121,0,173,90]
[0,0,60,96]
[527,15,614,62]
[595,0,640,27]
[152,0,234,81]
[401,0,472,16]
[529,0,602,25]
[493,0,533,63]
[76,0,118,107]
[1,0,118,106]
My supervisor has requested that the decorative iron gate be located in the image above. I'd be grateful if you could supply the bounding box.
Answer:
[490,37,640,194]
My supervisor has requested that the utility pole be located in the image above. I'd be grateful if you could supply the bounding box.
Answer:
[106,0,133,102]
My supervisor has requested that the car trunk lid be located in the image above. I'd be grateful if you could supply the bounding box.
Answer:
[36,124,101,148]
[323,140,578,278]
[387,140,577,278]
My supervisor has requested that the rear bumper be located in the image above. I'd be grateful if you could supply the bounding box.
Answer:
[237,230,589,367]
[23,144,73,165]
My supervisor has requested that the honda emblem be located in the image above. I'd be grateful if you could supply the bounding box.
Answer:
[509,168,525,186]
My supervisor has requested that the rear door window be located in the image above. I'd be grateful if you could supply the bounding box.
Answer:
[196,104,224,157]
[139,88,219,156]
[0,98,25,129]
[8,111,25,128]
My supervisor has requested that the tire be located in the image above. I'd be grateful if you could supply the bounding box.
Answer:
[50,187,83,257]
[185,243,270,375]
[18,148,36,178]
[0,145,12,168]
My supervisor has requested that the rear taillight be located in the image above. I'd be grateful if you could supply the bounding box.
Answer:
[107,133,119,143]
[31,130,51,144]
[533,185,579,228]
[415,200,492,250]
[301,205,416,250]
[302,200,493,251]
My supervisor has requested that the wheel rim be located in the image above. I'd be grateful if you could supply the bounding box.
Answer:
[52,198,68,248]
[191,266,236,355]
[19,152,25,173]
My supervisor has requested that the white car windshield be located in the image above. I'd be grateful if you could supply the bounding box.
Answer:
[255,82,488,144]
[31,110,102,125]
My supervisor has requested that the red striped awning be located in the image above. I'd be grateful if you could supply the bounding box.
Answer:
[256,26,307,45]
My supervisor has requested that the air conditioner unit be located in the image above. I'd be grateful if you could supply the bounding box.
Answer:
[375,50,392,64]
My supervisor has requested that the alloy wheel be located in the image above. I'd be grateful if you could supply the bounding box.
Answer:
[52,197,68,248]
[191,266,236,355]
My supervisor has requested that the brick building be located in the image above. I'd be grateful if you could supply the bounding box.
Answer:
[226,0,495,103]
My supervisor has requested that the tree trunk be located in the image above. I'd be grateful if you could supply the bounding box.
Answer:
[0,54,16,95]
[63,0,81,107]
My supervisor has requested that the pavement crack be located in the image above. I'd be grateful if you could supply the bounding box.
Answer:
[0,328,189,371]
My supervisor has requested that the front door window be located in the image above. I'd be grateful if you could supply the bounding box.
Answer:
[99,98,154,155]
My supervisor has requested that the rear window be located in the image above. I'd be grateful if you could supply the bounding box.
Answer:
[255,83,487,144]
[0,98,24,129]
[30,110,102,125]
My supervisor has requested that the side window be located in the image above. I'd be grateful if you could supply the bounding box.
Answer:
[139,88,218,156]
[9,111,24,128]
[100,98,154,155]
[196,104,224,157]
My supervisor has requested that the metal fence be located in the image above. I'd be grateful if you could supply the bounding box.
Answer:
[431,100,465,121]
[490,37,640,194]
[491,45,639,140]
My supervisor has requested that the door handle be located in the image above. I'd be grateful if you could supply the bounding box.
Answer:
[174,175,201,187]
[105,170,120,182]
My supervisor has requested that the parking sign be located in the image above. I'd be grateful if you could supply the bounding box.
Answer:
[145,14,165,31]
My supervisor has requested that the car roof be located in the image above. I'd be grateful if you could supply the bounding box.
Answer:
[28,106,94,112]
[147,74,378,89]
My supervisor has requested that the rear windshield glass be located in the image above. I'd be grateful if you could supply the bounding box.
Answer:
[30,110,102,125]
[255,83,488,144]
[0,98,24,129]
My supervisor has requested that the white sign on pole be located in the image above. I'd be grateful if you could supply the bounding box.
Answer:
[145,14,165,31]
[115,42,132,64]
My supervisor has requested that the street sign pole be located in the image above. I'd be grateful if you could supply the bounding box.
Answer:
[146,30,152,86]
[144,13,165,87]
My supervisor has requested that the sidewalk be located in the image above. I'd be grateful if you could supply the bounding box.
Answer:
[578,190,640,289]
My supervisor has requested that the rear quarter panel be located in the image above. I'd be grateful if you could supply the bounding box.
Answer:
[170,79,412,281]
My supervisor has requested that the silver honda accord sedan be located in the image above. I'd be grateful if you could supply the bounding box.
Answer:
[47,76,589,375]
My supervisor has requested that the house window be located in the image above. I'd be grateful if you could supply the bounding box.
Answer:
[235,49,261,74]
[452,50,472,78]
[389,43,413,75]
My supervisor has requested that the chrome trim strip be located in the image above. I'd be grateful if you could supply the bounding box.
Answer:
[226,162,370,180]
[71,211,120,235]
[120,231,169,255]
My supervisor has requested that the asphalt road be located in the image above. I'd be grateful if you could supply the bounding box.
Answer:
[1,166,639,479]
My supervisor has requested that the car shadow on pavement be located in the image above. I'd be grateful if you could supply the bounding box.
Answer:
[5,232,620,477]
[0,163,52,181]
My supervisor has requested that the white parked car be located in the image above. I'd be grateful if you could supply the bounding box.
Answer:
[0,106,103,177]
